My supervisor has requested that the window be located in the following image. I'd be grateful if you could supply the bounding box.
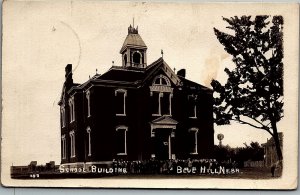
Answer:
[150,75,173,116]
[151,92,161,116]
[188,95,197,118]
[69,97,75,122]
[61,135,66,159]
[86,90,91,117]
[169,94,173,116]
[86,127,91,156]
[189,128,198,154]
[161,93,172,116]
[151,92,172,116]
[69,130,76,158]
[116,126,128,155]
[123,54,127,66]
[69,99,72,122]
[153,75,171,86]
[115,89,127,116]
[60,105,66,128]
[133,52,141,64]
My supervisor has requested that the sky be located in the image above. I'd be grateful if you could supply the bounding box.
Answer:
[2,1,296,166]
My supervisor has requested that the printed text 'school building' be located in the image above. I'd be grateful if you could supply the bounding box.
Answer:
[58,25,214,165]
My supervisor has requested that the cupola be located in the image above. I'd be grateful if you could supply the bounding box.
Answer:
[120,24,147,68]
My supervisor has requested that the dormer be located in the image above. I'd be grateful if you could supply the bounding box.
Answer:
[120,25,147,68]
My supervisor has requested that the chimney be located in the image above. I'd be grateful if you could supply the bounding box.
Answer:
[65,64,72,78]
[177,69,186,78]
[64,64,73,87]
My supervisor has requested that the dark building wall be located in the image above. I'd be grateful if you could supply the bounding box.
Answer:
[60,67,214,164]
[60,65,72,164]
[68,92,86,163]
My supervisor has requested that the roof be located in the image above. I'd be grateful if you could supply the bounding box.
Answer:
[179,76,213,93]
[151,115,178,125]
[120,33,147,53]
[67,57,211,95]
[99,66,145,82]
[95,57,164,84]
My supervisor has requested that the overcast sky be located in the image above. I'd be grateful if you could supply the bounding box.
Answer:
[3,1,297,166]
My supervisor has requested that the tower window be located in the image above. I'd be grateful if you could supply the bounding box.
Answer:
[133,52,141,64]
[116,126,128,155]
[115,89,127,116]
[123,54,127,66]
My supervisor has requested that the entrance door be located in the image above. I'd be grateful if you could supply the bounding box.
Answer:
[154,130,170,160]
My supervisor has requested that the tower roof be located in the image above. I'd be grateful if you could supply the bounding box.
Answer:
[120,25,147,53]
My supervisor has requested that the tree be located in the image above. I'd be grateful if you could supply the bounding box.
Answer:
[237,142,264,162]
[211,16,284,161]
[214,144,235,162]
[213,142,264,167]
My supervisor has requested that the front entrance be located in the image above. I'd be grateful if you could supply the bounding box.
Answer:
[154,130,171,160]
[150,115,178,160]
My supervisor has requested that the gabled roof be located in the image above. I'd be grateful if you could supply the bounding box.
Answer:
[151,115,178,125]
[141,57,181,87]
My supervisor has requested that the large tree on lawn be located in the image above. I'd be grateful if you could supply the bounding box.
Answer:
[211,15,284,161]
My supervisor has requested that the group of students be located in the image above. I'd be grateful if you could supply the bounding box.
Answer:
[112,158,238,175]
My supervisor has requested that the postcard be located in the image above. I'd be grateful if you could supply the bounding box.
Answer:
[1,1,298,189]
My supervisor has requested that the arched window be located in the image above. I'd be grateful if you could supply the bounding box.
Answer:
[60,105,65,128]
[69,130,76,158]
[152,75,171,86]
[115,89,127,116]
[86,90,91,117]
[123,54,127,66]
[86,127,91,156]
[69,96,75,122]
[61,135,66,159]
[151,75,172,116]
[189,128,198,154]
[133,52,141,64]
[68,99,73,122]
[116,126,128,155]
[188,95,197,119]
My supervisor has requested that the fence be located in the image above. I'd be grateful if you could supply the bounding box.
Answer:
[243,160,264,167]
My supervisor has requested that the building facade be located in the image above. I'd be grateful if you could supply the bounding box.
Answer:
[58,25,214,165]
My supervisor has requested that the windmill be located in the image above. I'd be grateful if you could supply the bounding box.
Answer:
[217,134,224,146]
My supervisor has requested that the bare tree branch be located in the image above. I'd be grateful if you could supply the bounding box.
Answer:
[233,118,273,136]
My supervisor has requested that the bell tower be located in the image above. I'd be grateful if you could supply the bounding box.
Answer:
[120,24,147,68]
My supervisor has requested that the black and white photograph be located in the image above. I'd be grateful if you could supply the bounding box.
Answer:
[1,1,298,189]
